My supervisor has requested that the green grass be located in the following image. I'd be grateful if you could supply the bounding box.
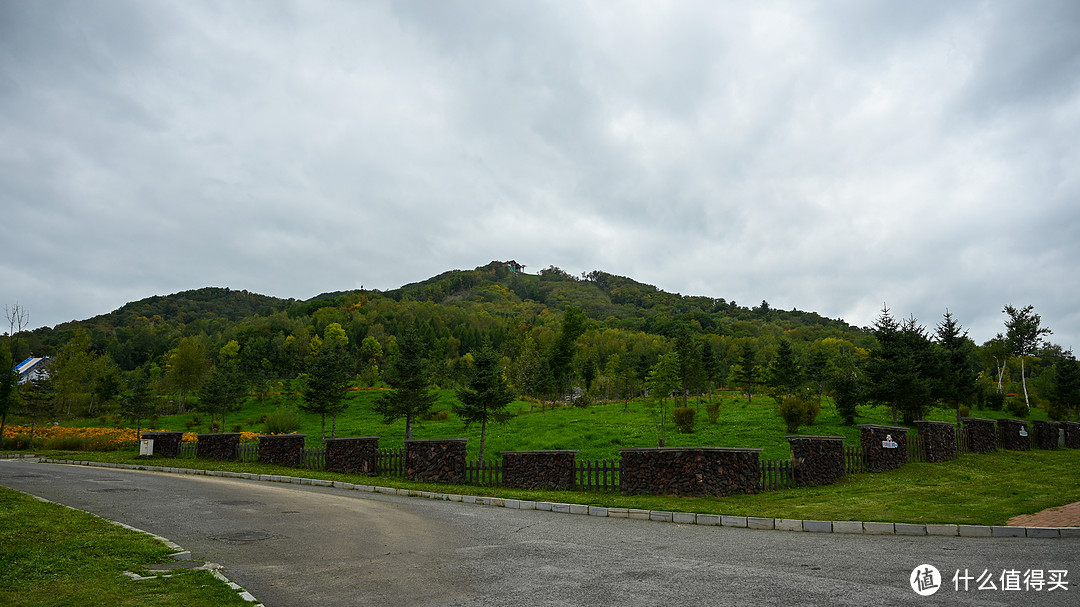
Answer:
[38,444,1080,526]
[145,389,1053,461]
[0,487,251,607]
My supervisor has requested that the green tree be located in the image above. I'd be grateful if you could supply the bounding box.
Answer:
[830,371,863,426]
[198,361,247,432]
[548,305,588,401]
[51,329,95,417]
[866,308,934,425]
[700,340,722,403]
[299,323,353,441]
[454,340,516,459]
[121,366,155,439]
[358,335,384,386]
[165,337,209,413]
[646,351,681,446]
[1049,353,1080,422]
[1003,304,1052,411]
[935,310,980,424]
[0,349,19,448]
[765,339,802,399]
[729,342,761,406]
[375,328,437,439]
[21,372,54,449]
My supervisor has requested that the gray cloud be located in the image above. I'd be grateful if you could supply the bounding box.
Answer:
[2,0,1077,349]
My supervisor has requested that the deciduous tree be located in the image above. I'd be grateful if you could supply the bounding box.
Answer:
[646,351,681,446]
[1003,304,1052,411]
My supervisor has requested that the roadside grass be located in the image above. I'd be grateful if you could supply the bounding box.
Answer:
[36,445,1080,526]
[0,487,250,607]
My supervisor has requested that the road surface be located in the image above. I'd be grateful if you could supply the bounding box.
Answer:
[2,460,1076,606]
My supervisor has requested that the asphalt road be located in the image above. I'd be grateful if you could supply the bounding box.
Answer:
[2,460,1077,606]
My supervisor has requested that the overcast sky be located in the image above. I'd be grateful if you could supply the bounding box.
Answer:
[2,0,1078,350]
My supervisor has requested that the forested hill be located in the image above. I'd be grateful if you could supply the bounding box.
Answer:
[382,261,861,340]
[20,261,869,372]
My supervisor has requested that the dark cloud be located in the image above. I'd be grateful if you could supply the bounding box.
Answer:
[1,0,1077,349]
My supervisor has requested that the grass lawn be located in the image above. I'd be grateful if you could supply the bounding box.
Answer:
[143,388,1055,461]
[0,487,251,607]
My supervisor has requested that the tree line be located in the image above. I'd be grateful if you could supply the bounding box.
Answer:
[4,264,1079,452]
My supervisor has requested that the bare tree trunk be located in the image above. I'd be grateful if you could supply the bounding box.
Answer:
[1020,356,1030,410]
[479,419,487,460]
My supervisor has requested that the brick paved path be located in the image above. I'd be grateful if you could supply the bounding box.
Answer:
[1007,501,1080,527]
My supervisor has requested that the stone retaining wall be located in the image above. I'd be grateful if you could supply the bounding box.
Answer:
[619,447,761,497]
[859,425,908,472]
[196,433,241,461]
[998,419,1031,451]
[405,439,467,483]
[786,436,845,487]
[325,437,380,475]
[1064,422,1080,449]
[502,450,577,490]
[258,434,306,467]
[962,418,997,453]
[1033,421,1060,450]
[139,431,183,458]
[914,421,957,463]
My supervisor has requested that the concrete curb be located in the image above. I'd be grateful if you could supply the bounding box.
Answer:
[36,459,1080,539]
[23,489,263,606]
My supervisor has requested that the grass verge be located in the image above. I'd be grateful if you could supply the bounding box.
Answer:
[37,446,1080,526]
[0,486,251,607]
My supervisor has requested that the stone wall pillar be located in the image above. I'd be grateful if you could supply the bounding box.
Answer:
[325,437,380,475]
[998,419,1031,451]
[785,436,845,487]
[258,434,307,467]
[196,432,242,461]
[914,421,958,463]
[1032,421,1061,450]
[502,450,577,490]
[1064,422,1080,449]
[858,425,908,472]
[139,431,184,458]
[618,447,762,497]
[404,439,467,483]
[961,418,997,453]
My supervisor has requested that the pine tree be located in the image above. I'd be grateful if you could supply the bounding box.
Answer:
[300,324,353,441]
[375,328,437,439]
[454,340,516,459]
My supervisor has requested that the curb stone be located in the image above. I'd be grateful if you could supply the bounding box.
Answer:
[30,459,1080,540]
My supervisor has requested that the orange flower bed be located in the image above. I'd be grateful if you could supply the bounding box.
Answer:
[2,425,263,448]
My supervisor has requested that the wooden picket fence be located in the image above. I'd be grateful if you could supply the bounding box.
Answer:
[466,458,503,486]
[760,458,794,491]
[576,459,620,491]
[302,446,325,470]
[377,447,405,476]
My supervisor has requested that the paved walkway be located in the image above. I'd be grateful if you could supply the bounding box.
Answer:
[1008,501,1080,527]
